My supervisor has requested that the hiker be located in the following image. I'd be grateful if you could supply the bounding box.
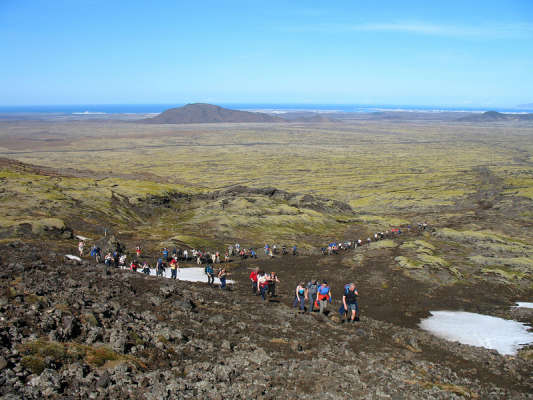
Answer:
[170,257,180,279]
[306,280,319,313]
[183,249,188,261]
[142,261,150,275]
[228,245,233,257]
[156,258,165,277]
[130,260,138,272]
[224,251,229,263]
[292,245,297,256]
[249,267,259,294]
[136,245,142,258]
[264,244,269,255]
[90,245,101,263]
[293,282,306,312]
[119,254,127,268]
[250,249,257,259]
[78,240,85,257]
[162,248,169,261]
[205,263,215,286]
[343,283,359,322]
[104,253,112,268]
[215,251,220,263]
[218,268,227,290]
[268,272,279,297]
[257,272,269,300]
[282,245,287,255]
[317,281,332,314]
[268,248,274,258]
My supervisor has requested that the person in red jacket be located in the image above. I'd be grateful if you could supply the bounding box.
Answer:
[249,267,259,295]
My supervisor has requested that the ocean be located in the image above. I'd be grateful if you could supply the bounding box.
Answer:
[0,103,532,115]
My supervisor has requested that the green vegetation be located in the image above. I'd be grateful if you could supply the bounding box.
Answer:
[368,239,398,250]
[18,339,144,373]
[0,119,532,289]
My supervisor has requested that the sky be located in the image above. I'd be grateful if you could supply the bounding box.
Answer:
[1,0,532,107]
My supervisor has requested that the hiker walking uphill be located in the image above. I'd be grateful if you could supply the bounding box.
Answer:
[78,240,85,257]
[268,272,279,297]
[342,283,360,323]
[307,280,319,313]
[170,257,180,280]
[205,263,215,286]
[250,267,259,294]
[317,281,332,314]
[293,282,306,312]
[218,268,228,290]
[257,271,269,300]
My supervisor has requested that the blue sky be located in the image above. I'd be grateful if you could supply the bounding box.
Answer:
[1,0,532,106]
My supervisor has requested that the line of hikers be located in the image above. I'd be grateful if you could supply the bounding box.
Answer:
[292,280,360,322]
[249,267,281,300]
[321,222,430,255]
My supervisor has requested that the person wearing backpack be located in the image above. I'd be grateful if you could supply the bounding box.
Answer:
[317,281,332,314]
[205,263,215,286]
[343,283,359,323]
[306,280,319,313]
[218,268,228,290]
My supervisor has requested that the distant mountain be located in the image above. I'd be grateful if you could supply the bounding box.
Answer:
[458,111,533,122]
[142,103,284,124]
[517,103,533,109]
[298,114,341,123]
[280,112,340,123]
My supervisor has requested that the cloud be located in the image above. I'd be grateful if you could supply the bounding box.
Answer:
[281,21,533,39]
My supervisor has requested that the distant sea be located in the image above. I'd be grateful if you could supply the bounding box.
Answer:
[0,103,532,115]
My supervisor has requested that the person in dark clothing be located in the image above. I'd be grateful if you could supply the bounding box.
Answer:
[342,283,359,322]
[268,272,279,297]
[306,280,319,312]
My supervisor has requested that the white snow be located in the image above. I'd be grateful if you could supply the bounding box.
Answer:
[136,267,234,284]
[65,254,82,262]
[516,302,533,309]
[419,311,533,356]
[75,235,91,241]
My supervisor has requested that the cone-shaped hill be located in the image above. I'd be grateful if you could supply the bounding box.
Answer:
[142,103,285,124]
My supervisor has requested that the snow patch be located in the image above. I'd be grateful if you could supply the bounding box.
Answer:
[516,302,533,309]
[65,254,82,262]
[75,235,91,241]
[136,267,234,284]
[419,311,533,355]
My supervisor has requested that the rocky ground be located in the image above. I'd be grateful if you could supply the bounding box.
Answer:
[1,239,532,399]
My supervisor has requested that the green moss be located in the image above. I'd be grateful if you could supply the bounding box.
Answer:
[368,240,397,250]
[85,346,120,367]
[81,313,99,327]
[481,268,526,281]
[395,256,423,269]
[418,254,449,267]
[21,355,46,375]
[19,339,142,371]
[129,331,145,346]
[20,339,67,360]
